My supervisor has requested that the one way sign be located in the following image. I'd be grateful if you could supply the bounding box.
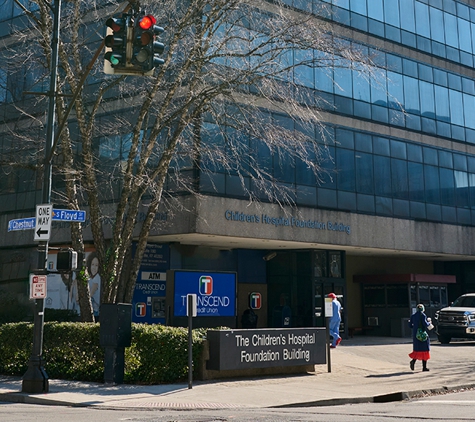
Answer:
[34,204,53,241]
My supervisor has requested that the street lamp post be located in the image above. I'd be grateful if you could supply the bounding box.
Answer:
[21,0,61,394]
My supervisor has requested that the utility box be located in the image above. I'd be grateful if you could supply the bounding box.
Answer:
[99,303,132,348]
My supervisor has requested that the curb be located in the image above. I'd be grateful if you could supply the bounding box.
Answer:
[2,383,475,410]
[272,384,475,408]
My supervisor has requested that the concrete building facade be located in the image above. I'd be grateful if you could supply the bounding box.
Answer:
[2,0,475,335]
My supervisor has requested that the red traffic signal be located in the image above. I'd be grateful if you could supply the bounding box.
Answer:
[138,14,156,30]
[133,13,165,73]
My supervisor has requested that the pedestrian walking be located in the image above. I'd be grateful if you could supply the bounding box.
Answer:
[328,293,342,348]
[408,303,431,371]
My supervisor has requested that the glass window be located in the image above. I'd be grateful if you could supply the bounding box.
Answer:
[419,285,430,307]
[0,69,6,103]
[415,2,430,38]
[371,70,388,106]
[349,0,366,15]
[433,69,448,87]
[441,286,448,307]
[410,285,417,308]
[453,154,467,171]
[400,0,415,32]
[439,167,455,205]
[352,66,370,101]
[374,155,391,196]
[315,67,333,93]
[334,65,353,97]
[296,144,317,185]
[333,0,350,9]
[454,170,469,207]
[449,89,464,126]
[423,147,439,166]
[391,158,409,200]
[469,173,475,207]
[438,150,453,168]
[448,73,462,90]
[294,49,314,88]
[336,128,354,149]
[390,140,407,159]
[458,18,472,53]
[403,76,420,115]
[429,7,445,44]
[355,132,372,152]
[435,85,450,122]
[387,71,403,109]
[363,285,385,307]
[463,93,475,129]
[408,162,425,201]
[430,286,441,308]
[420,81,435,119]
[463,78,475,95]
[444,12,459,49]
[373,136,390,156]
[407,144,423,162]
[425,165,440,203]
[384,0,400,27]
[387,284,408,307]
[337,148,356,191]
[368,0,383,21]
[418,64,433,82]
[403,59,418,78]
[355,152,374,194]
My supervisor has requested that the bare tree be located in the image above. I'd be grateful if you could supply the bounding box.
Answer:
[3,0,381,320]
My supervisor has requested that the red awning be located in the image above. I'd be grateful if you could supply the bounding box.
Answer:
[353,274,456,284]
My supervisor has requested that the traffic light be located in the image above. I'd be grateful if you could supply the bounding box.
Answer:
[133,14,165,74]
[104,16,128,73]
[57,249,78,272]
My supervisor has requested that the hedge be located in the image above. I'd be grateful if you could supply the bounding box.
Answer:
[0,322,207,384]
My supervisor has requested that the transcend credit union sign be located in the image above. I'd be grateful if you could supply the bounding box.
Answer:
[172,271,236,317]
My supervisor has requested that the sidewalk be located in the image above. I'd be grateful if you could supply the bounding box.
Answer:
[2,336,475,410]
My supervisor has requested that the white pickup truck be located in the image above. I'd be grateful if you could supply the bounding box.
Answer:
[435,293,475,344]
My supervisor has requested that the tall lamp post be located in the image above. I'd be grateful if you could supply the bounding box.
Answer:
[21,0,61,394]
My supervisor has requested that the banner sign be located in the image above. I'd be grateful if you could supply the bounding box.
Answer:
[206,328,326,370]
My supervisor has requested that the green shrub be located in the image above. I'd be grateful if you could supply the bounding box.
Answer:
[44,308,79,322]
[125,324,206,384]
[0,322,207,384]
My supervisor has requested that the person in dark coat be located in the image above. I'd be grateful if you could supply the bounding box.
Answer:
[408,304,431,371]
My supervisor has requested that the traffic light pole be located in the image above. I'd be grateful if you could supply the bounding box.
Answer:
[22,0,61,394]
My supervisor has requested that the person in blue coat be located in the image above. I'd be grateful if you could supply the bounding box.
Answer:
[328,293,342,348]
[408,304,431,371]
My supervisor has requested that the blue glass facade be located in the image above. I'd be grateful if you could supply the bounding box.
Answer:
[1,0,475,229]
[195,0,475,228]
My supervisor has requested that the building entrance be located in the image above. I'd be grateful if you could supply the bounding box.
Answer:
[266,249,347,332]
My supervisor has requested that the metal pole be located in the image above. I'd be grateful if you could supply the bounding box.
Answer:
[326,317,331,373]
[22,0,61,394]
[187,295,193,389]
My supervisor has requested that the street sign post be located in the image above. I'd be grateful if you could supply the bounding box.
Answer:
[52,209,86,222]
[30,274,47,299]
[8,217,36,232]
[34,204,53,242]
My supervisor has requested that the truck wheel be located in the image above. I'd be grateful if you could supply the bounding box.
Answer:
[438,335,451,344]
